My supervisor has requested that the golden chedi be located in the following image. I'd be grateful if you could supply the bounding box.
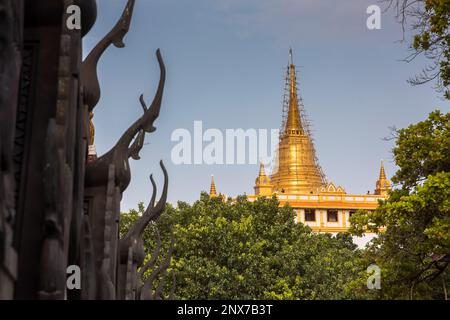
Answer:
[269,49,326,195]
[210,49,392,234]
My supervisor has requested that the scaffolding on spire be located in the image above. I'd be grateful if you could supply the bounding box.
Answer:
[271,49,327,192]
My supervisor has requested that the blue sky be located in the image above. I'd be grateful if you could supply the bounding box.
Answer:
[83,0,447,211]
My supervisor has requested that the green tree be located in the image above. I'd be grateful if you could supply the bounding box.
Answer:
[384,0,450,98]
[122,194,364,300]
[350,111,450,299]
[391,110,450,188]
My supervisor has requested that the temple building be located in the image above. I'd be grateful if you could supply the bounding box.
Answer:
[210,49,391,234]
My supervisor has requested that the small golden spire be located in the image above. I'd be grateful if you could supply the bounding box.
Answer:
[379,159,386,180]
[259,163,266,177]
[375,159,391,196]
[254,162,273,196]
[210,175,217,197]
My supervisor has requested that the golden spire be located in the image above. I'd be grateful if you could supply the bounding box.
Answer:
[210,175,217,197]
[375,159,391,196]
[379,159,387,180]
[285,48,302,134]
[259,162,266,176]
[254,162,273,196]
[269,49,326,194]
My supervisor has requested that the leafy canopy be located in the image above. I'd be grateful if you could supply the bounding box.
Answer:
[122,195,363,300]
[385,0,450,98]
[350,110,450,299]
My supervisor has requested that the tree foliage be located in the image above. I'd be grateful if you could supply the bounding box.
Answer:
[120,111,449,300]
[350,111,450,299]
[391,110,450,188]
[384,0,450,98]
[122,195,363,300]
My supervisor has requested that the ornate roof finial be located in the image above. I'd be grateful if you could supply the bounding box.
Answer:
[210,175,217,197]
